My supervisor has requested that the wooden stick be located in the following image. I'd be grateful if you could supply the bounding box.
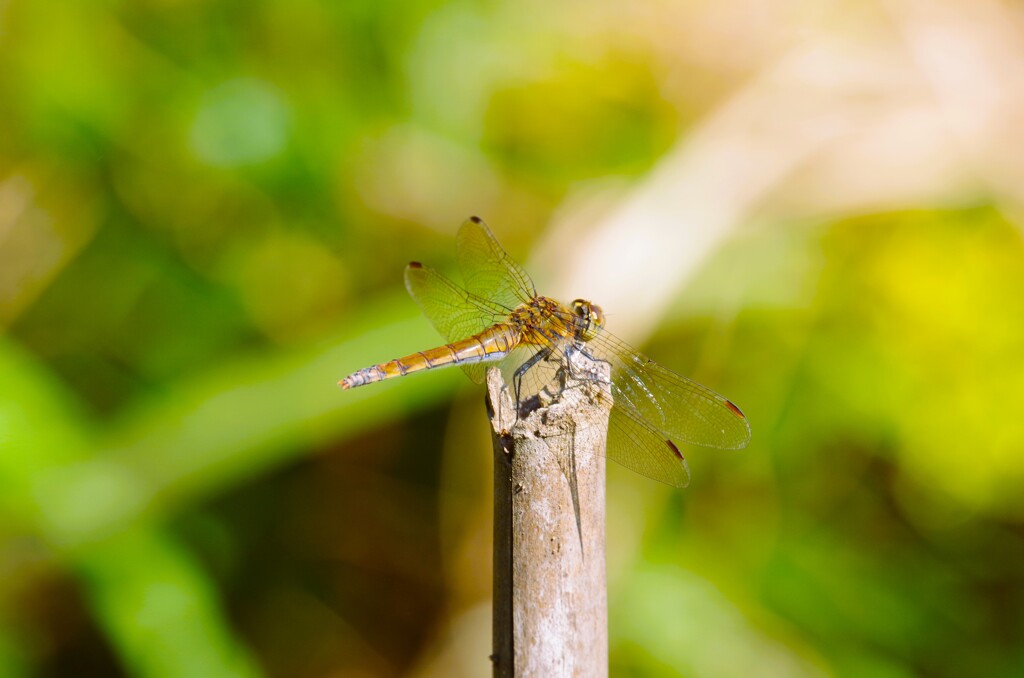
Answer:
[487,358,610,678]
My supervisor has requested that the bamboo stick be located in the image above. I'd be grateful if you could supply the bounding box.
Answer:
[487,359,610,678]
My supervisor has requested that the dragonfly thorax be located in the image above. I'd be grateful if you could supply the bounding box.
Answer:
[571,299,605,342]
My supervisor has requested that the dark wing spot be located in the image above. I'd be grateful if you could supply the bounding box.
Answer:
[666,439,684,461]
[469,215,484,224]
[724,399,746,419]
[408,261,423,269]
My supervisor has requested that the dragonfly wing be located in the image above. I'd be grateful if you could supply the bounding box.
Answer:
[456,217,537,309]
[586,329,752,450]
[606,405,692,487]
[404,261,513,383]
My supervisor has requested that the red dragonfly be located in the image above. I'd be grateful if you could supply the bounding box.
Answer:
[340,217,750,486]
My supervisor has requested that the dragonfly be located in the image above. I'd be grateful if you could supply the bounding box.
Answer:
[339,217,750,487]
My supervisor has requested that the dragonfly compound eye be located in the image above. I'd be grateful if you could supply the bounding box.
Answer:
[571,299,603,341]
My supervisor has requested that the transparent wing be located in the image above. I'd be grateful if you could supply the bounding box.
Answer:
[456,216,537,309]
[605,401,692,487]
[404,261,514,383]
[586,329,752,450]
[410,217,746,486]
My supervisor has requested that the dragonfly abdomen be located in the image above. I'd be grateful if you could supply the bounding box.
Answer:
[339,324,520,389]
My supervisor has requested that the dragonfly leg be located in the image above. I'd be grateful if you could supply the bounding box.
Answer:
[512,345,554,417]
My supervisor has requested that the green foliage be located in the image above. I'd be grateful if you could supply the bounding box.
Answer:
[1,1,1023,677]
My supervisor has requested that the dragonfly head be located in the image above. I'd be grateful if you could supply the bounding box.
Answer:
[571,299,605,341]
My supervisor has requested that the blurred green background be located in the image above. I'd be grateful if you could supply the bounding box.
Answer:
[2,1,1024,676]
